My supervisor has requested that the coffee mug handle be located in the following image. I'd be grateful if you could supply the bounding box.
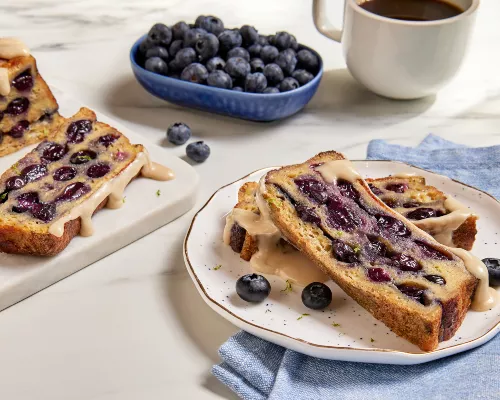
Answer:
[312,0,342,42]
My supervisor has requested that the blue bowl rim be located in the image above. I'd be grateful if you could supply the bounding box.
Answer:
[130,33,323,98]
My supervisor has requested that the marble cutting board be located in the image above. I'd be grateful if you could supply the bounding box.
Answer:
[0,88,199,312]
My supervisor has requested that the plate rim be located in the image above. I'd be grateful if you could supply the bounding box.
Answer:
[184,160,500,359]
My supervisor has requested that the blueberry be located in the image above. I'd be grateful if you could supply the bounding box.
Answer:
[6,97,29,115]
[67,120,92,143]
[297,49,319,73]
[31,203,56,222]
[376,215,411,237]
[207,70,232,89]
[267,35,276,46]
[260,45,279,64]
[302,282,332,310]
[53,166,77,181]
[206,57,226,72]
[174,48,197,70]
[232,86,243,92]
[41,142,67,162]
[70,150,97,165]
[14,192,39,212]
[406,208,439,220]
[275,50,297,75]
[148,23,172,47]
[247,44,262,59]
[337,180,360,201]
[295,177,328,204]
[391,253,422,272]
[263,87,279,94]
[169,40,183,58]
[145,57,168,75]
[483,258,500,286]
[167,122,192,145]
[326,198,361,232]
[87,163,111,179]
[186,141,210,163]
[194,15,206,28]
[139,37,155,57]
[367,267,392,283]
[274,31,293,50]
[198,16,224,36]
[257,35,269,46]
[282,48,296,58]
[5,176,25,191]
[172,21,190,40]
[414,240,450,260]
[240,25,259,46]
[396,284,427,305]
[331,238,359,263]
[56,182,91,202]
[195,33,219,61]
[236,273,271,303]
[292,69,314,86]
[295,204,321,224]
[250,58,265,73]
[227,47,250,62]
[386,183,408,193]
[12,70,33,92]
[244,72,267,93]
[368,183,384,195]
[183,28,206,48]
[424,275,446,285]
[225,57,251,80]
[21,164,47,183]
[263,63,284,86]
[180,63,208,84]
[218,30,242,54]
[8,120,29,138]
[145,46,169,61]
[278,77,299,92]
[290,34,299,51]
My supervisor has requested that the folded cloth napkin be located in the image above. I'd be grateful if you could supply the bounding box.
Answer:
[213,134,500,400]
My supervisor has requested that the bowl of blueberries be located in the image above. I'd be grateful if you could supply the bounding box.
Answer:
[131,15,323,122]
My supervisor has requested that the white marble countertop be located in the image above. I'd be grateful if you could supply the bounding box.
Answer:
[0,0,499,399]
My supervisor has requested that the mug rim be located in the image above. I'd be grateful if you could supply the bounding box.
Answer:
[349,0,480,26]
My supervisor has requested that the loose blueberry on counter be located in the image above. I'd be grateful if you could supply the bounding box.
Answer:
[145,57,168,75]
[53,166,77,181]
[250,58,265,73]
[8,120,29,138]
[206,56,225,72]
[482,258,500,286]
[197,16,224,36]
[168,40,183,58]
[218,30,242,54]
[173,48,197,70]
[263,87,279,94]
[260,45,279,64]
[236,273,271,303]
[207,70,232,89]
[278,77,299,92]
[180,63,208,84]
[195,33,219,61]
[225,57,251,80]
[248,44,262,59]
[302,282,332,310]
[263,63,284,86]
[297,49,319,73]
[183,28,207,48]
[172,21,190,40]
[6,97,29,115]
[240,25,259,46]
[292,69,314,86]
[186,141,210,163]
[167,122,192,145]
[227,47,250,62]
[5,176,25,191]
[244,73,267,93]
[145,46,169,62]
[148,23,172,47]
[12,70,33,92]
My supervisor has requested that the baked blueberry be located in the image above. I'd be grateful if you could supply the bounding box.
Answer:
[275,50,297,75]
[206,57,225,72]
[87,163,111,178]
[292,69,314,86]
[331,239,359,263]
[53,166,77,181]
[247,44,262,58]
[145,57,168,75]
[5,176,25,191]
[167,122,192,145]
[42,142,67,162]
[260,45,279,64]
[302,282,332,309]
[263,63,284,86]
[244,72,267,93]
[12,70,33,92]
[197,16,224,36]
[21,164,47,183]
[6,97,29,115]
[236,273,271,303]
[183,28,207,48]
[148,23,172,47]
[227,47,250,62]
[297,49,319,73]
[406,208,439,220]
[174,48,197,70]
[8,120,29,138]
[195,33,219,61]
[67,120,92,143]
[483,258,500,286]
[274,31,293,50]
[186,141,210,163]
[391,253,422,272]
[169,40,183,58]
[207,70,232,89]
[180,63,208,84]
[278,77,299,92]
[31,203,56,222]
[172,21,190,40]
[218,30,242,54]
[145,46,169,61]
[56,182,91,202]
[367,267,392,283]
[250,58,265,73]
[263,87,279,94]
[225,57,251,80]
[70,150,97,165]
[424,274,446,285]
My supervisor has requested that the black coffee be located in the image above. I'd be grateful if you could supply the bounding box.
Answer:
[359,0,464,21]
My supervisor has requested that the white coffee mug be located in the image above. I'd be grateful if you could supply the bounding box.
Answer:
[312,0,479,99]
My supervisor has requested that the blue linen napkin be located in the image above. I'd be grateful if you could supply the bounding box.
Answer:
[213,134,500,400]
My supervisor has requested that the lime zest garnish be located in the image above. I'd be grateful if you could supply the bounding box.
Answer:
[297,313,310,320]
[156,189,161,197]
[281,279,293,294]
[213,264,222,270]
[332,322,341,327]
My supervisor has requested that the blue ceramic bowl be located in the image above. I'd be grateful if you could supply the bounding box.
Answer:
[130,34,323,122]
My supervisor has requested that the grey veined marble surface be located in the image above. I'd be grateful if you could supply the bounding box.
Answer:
[0,0,499,399]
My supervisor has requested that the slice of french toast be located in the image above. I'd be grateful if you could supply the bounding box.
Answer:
[255,151,477,351]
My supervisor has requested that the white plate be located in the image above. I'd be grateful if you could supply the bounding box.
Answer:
[184,161,500,365]
[0,88,199,312]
